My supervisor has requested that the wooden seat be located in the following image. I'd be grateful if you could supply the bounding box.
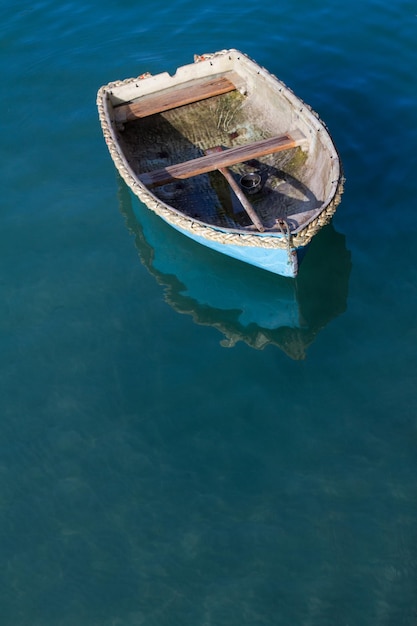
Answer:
[139,130,307,188]
[114,72,242,123]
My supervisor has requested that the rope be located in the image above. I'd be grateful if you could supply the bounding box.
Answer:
[276,218,292,257]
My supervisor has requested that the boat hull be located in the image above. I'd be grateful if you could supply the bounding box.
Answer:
[159,213,301,277]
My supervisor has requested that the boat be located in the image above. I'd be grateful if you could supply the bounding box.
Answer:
[97,49,344,277]
[118,178,351,359]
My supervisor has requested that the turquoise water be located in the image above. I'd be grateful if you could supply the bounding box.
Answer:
[1,1,417,624]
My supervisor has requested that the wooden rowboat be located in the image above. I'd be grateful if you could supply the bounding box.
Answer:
[97,49,344,277]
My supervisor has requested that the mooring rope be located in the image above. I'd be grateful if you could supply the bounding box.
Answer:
[276,218,292,257]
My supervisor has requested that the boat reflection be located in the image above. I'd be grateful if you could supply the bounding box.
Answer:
[118,179,351,359]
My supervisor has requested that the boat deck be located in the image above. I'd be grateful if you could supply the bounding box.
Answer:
[117,90,323,233]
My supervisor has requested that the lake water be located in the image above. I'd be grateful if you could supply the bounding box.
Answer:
[1,1,417,624]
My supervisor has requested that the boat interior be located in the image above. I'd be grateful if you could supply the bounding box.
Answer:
[112,69,335,234]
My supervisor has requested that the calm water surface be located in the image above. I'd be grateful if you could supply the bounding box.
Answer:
[1,1,417,624]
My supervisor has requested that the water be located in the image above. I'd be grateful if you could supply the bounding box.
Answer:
[1,1,417,624]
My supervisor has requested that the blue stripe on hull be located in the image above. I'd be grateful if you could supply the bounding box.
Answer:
[165,221,300,277]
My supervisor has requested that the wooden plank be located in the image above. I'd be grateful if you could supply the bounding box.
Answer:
[205,146,265,232]
[114,74,239,123]
[139,130,307,188]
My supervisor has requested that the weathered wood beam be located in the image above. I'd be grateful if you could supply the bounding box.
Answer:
[114,73,240,123]
[139,130,307,188]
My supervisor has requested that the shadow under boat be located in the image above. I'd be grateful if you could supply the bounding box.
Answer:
[117,178,351,360]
